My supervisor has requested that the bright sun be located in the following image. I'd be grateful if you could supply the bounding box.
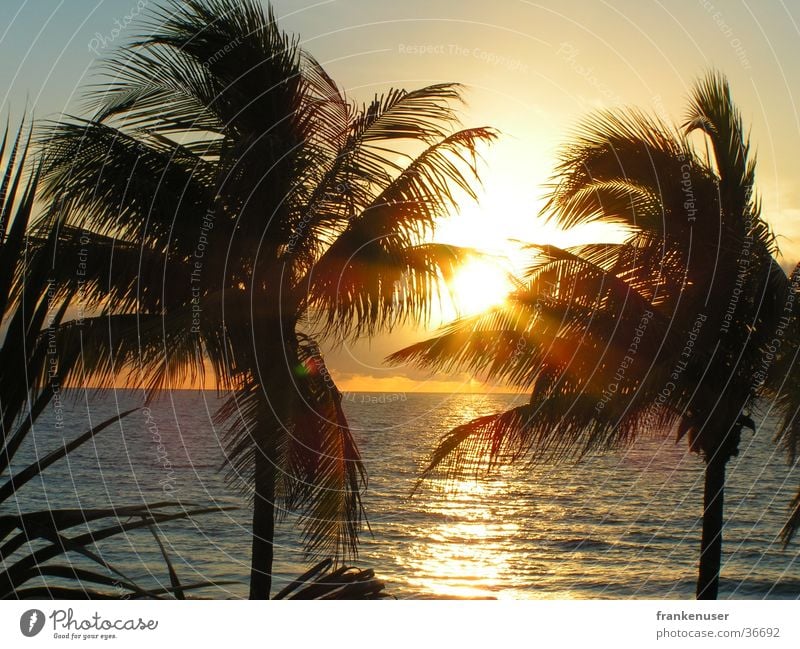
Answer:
[433,189,628,322]
[448,257,513,317]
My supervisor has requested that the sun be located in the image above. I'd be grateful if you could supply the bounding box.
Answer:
[447,257,513,317]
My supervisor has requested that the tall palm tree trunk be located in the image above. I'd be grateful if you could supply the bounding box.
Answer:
[697,450,728,599]
[248,313,295,600]
[250,437,276,599]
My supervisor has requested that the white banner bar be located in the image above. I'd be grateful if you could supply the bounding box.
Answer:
[2,600,798,648]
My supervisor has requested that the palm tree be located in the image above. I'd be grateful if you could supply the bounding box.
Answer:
[0,119,228,599]
[38,0,494,598]
[390,72,799,599]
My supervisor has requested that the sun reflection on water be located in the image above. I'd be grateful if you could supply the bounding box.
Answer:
[406,478,522,599]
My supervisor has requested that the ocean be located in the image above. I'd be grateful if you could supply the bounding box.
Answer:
[8,390,800,599]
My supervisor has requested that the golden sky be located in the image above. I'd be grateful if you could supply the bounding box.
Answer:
[3,0,800,393]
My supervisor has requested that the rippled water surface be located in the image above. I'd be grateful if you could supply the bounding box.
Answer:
[10,390,800,599]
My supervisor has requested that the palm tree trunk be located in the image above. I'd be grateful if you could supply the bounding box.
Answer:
[249,442,276,599]
[696,451,728,599]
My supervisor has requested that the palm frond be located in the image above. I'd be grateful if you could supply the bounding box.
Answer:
[0,503,235,598]
[38,118,216,247]
[0,410,137,503]
[306,128,497,337]
[217,335,366,563]
[399,73,799,528]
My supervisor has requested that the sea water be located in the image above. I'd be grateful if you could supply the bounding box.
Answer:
[7,390,799,599]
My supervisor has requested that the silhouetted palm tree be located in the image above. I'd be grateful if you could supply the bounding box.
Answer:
[0,119,228,599]
[391,72,799,599]
[39,0,494,598]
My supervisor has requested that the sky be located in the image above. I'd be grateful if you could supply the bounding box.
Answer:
[2,0,800,393]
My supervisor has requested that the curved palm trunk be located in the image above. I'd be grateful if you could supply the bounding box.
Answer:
[696,451,728,599]
[250,442,276,599]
